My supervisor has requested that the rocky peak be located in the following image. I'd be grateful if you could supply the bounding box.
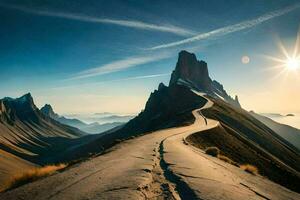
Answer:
[169,50,241,108]
[0,93,39,123]
[158,82,167,91]
[41,104,59,120]
[169,50,212,92]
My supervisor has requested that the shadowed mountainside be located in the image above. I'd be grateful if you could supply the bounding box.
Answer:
[187,97,300,192]
[0,93,87,187]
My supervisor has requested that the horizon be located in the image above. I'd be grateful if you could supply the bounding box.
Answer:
[1,0,300,114]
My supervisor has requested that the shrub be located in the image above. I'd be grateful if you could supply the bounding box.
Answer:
[1,164,67,192]
[205,147,220,157]
[240,164,258,175]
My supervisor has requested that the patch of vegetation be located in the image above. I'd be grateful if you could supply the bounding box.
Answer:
[205,147,238,166]
[240,164,258,175]
[1,164,67,192]
[205,147,220,157]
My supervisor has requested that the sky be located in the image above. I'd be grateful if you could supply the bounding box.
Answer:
[0,0,300,115]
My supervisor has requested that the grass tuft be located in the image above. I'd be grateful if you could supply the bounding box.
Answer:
[205,146,220,157]
[1,164,67,192]
[240,164,258,175]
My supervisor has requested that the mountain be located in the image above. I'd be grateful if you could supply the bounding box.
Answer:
[169,50,241,107]
[81,121,124,134]
[40,104,86,127]
[0,93,86,187]
[41,104,124,134]
[109,50,299,192]
[47,50,300,193]
[250,111,300,151]
[115,83,207,136]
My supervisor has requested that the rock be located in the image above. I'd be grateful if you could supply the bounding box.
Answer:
[169,50,212,92]
[169,50,241,108]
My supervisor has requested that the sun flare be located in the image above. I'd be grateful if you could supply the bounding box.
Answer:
[286,58,300,70]
[264,29,300,79]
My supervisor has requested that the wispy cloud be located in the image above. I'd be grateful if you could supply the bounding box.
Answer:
[0,3,195,36]
[70,53,171,80]
[148,3,300,50]
[114,73,171,82]
[52,73,170,90]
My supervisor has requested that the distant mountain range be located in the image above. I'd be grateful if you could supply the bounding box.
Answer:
[40,104,124,134]
[64,113,135,125]
[250,111,300,151]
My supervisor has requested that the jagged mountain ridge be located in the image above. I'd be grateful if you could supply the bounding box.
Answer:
[0,93,85,157]
[0,93,90,187]
[0,93,85,161]
[169,50,241,107]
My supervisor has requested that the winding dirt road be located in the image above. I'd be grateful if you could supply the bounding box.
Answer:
[1,96,299,200]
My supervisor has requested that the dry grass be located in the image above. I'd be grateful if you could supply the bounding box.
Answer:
[1,164,67,192]
[240,164,258,175]
[205,146,220,157]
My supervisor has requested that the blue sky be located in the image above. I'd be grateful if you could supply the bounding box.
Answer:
[0,0,300,114]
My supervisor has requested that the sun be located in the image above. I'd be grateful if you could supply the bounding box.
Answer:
[286,58,299,70]
[263,29,300,79]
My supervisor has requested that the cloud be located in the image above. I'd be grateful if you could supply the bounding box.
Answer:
[112,73,171,82]
[71,53,171,80]
[0,3,195,36]
[148,3,300,50]
[51,73,170,90]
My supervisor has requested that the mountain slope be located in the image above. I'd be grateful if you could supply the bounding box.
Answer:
[188,96,300,192]
[0,93,86,185]
[250,111,300,151]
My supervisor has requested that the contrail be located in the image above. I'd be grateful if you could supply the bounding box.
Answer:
[116,73,171,81]
[148,3,300,50]
[0,3,195,36]
[70,53,171,80]
[53,73,171,90]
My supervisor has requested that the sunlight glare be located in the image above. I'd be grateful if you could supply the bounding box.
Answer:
[286,58,299,70]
